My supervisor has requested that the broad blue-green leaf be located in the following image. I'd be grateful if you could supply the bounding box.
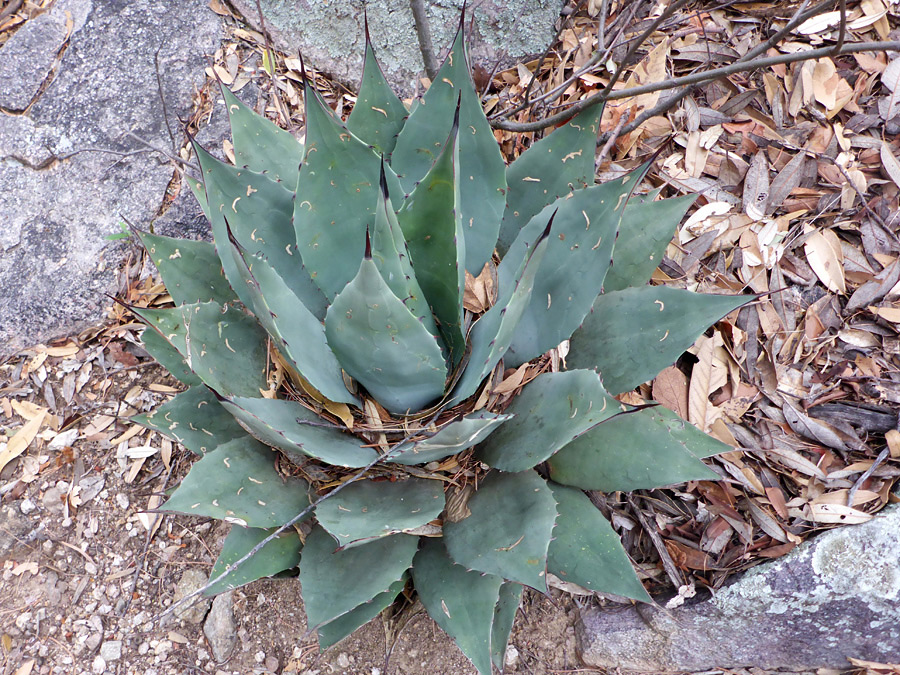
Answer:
[604,194,694,292]
[315,477,445,548]
[317,576,407,650]
[412,539,503,675]
[299,526,418,628]
[567,286,753,395]
[498,104,603,255]
[325,254,447,415]
[450,219,551,405]
[194,141,327,319]
[547,406,723,491]
[500,166,647,368]
[221,84,303,185]
[227,243,356,405]
[136,230,236,306]
[546,482,650,601]
[184,302,269,398]
[396,112,466,363]
[391,24,506,273]
[371,163,438,336]
[161,438,311,528]
[346,32,407,156]
[491,582,523,672]
[294,79,403,301]
[130,304,191,357]
[205,525,302,596]
[476,370,620,472]
[221,396,378,468]
[390,411,512,465]
[140,327,200,386]
[133,385,246,455]
[443,471,557,591]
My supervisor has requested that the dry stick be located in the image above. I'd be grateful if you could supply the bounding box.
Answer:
[409,0,439,81]
[846,446,890,507]
[154,45,176,152]
[0,0,23,22]
[626,494,684,591]
[593,0,821,146]
[149,410,444,626]
[120,461,175,616]
[494,39,900,132]
[489,0,644,121]
[491,0,849,130]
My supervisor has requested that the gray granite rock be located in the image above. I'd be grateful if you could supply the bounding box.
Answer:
[229,0,565,94]
[204,591,237,662]
[576,505,900,672]
[0,0,222,357]
[170,568,212,625]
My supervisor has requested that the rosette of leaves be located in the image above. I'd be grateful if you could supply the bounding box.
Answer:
[130,18,751,674]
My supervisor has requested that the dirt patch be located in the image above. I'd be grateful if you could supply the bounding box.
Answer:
[0,354,580,675]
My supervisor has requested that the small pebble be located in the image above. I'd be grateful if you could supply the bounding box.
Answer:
[100,640,122,661]
[19,498,36,515]
[255,650,266,663]
[505,645,520,667]
[91,655,106,674]
[336,653,350,669]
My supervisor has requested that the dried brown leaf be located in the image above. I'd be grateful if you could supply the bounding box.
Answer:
[804,227,845,294]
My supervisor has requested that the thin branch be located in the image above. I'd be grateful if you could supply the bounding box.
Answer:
[489,0,644,121]
[124,133,199,170]
[493,40,900,132]
[596,0,691,107]
[410,0,439,81]
[148,409,444,626]
[833,0,846,55]
[154,45,176,152]
[594,0,821,147]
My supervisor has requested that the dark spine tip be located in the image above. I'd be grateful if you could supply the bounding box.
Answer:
[451,93,462,135]
[223,216,243,252]
[298,51,309,86]
[378,157,389,199]
[539,209,557,242]
[364,227,372,259]
[458,1,467,33]
[364,9,371,45]
[119,214,141,238]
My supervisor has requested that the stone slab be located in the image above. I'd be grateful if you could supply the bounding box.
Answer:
[229,0,566,94]
[0,0,222,357]
[576,505,900,672]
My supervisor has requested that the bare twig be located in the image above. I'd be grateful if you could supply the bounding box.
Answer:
[0,0,24,22]
[847,446,890,507]
[493,39,900,132]
[124,133,198,170]
[410,0,439,81]
[833,0,846,56]
[154,45,176,151]
[490,0,645,121]
[147,409,444,626]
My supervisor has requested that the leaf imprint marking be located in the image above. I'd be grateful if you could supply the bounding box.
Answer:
[659,330,670,341]
[655,300,665,311]
[495,534,525,552]
[231,197,240,212]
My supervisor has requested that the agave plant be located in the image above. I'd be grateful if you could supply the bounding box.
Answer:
[130,17,750,674]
